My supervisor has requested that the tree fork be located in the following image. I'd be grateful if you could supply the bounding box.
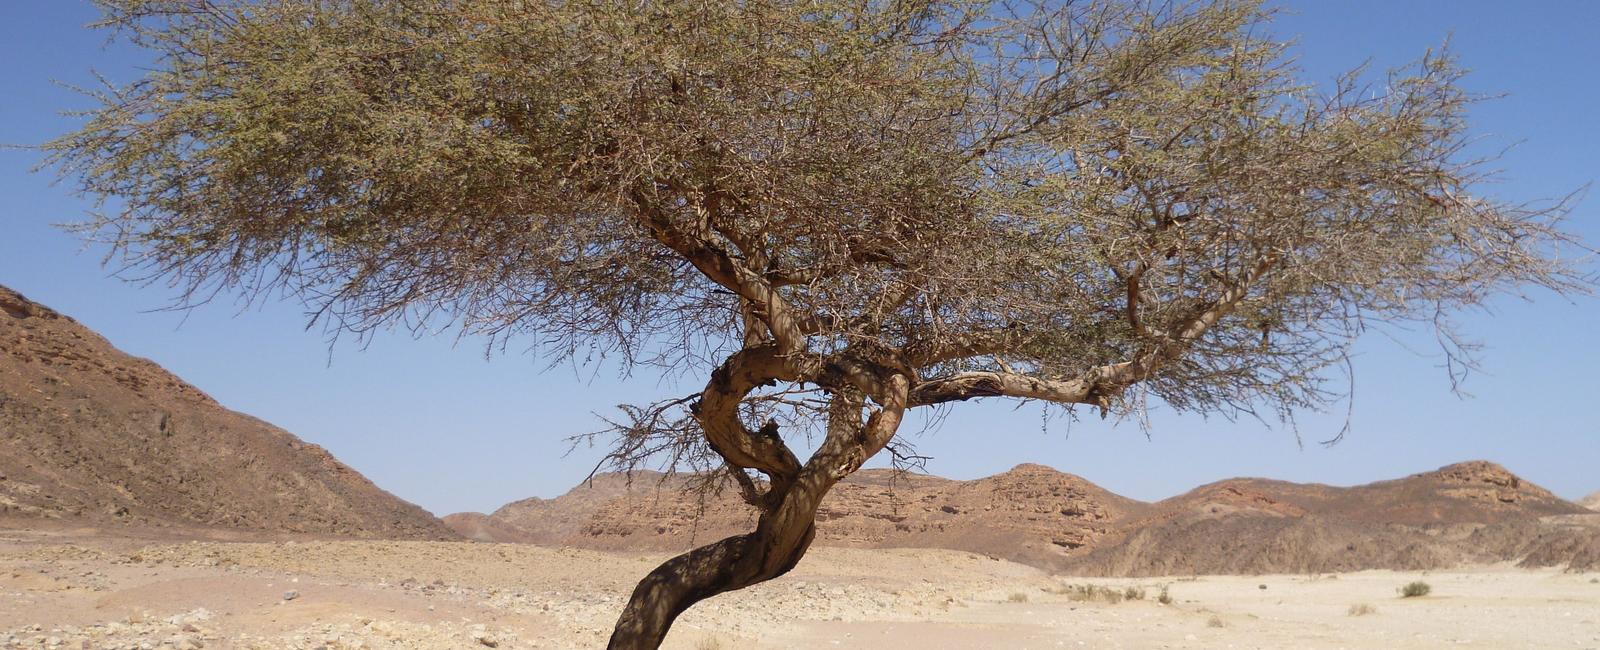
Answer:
[609,368,910,648]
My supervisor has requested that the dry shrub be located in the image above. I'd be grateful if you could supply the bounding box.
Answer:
[1007,592,1029,603]
[1206,615,1226,628]
[1399,581,1431,598]
[1047,584,1126,604]
[1348,603,1377,616]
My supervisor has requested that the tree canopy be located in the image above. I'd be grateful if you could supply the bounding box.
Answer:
[47,1,1589,647]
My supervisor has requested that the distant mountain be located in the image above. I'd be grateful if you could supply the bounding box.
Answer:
[441,512,540,543]
[472,464,1144,567]
[1066,461,1597,575]
[1582,491,1600,512]
[0,285,455,540]
[451,460,1599,574]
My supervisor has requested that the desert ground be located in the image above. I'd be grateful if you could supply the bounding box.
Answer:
[3,525,1597,650]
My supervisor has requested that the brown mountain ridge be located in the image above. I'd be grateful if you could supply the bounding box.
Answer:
[451,461,1599,575]
[1070,460,1597,575]
[0,285,455,540]
[5,283,1588,570]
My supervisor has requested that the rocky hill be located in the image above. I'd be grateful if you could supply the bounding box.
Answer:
[469,464,1143,568]
[1065,461,1596,575]
[0,285,455,540]
[452,461,1599,574]
[439,512,540,544]
[1582,491,1600,512]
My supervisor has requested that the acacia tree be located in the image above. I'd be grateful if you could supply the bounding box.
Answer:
[48,1,1588,647]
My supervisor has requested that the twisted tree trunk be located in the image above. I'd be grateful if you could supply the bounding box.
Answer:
[605,497,818,649]
[607,439,854,648]
[608,370,910,649]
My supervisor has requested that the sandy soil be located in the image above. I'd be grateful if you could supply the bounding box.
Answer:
[2,527,1597,649]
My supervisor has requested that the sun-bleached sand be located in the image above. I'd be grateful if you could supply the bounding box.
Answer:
[2,527,1597,649]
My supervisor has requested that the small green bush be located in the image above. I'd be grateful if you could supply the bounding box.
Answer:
[1156,586,1173,605]
[1123,586,1146,601]
[1399,581,1431,598]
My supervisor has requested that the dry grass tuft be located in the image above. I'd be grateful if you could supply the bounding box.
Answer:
[1007,591,1029,603]
[1046,584,1128,604]
[1348,603,1377,616]
[1399,581,1432,598]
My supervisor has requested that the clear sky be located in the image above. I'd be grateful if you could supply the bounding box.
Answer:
[1,1,1595,517]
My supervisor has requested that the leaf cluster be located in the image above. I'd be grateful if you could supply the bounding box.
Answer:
[47,0,1590,458]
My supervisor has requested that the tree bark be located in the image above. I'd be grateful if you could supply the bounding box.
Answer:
[606,517,817,649]
[606,461,845,650]
[608,369,910,649]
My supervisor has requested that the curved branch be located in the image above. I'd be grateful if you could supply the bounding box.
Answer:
[910,255,1279,408]
[693,345,808,490]
[628,187,812,357]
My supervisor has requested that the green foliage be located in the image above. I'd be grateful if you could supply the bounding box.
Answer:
[1399,581,1432,598]
[46,1,1587,422]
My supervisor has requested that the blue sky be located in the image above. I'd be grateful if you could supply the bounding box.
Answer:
[1,1,1595,516]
